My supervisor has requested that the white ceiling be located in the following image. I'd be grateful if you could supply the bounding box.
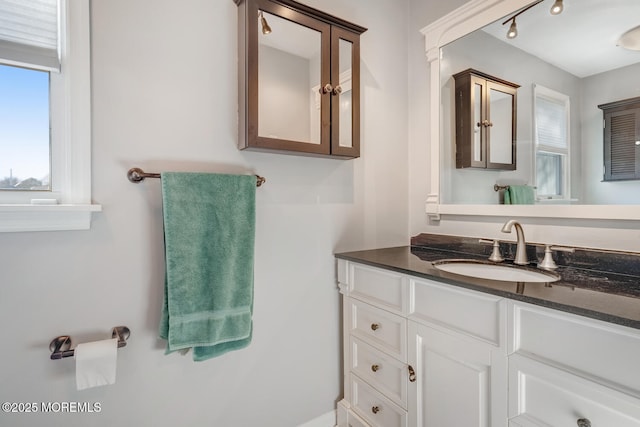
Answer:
[482,0,640,78]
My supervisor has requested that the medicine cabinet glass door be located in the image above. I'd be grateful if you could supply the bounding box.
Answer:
[453,69,519,170]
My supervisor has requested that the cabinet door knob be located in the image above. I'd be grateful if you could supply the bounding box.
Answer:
[371,406,380,414]
[332,85,343,96]
[408,365,417,382]
[577,419,591,427]
[370,323,380,331]
[320,83,333,94]
[371,364,380,372]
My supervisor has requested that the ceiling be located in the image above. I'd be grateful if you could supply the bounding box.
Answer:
[482,0,640,78]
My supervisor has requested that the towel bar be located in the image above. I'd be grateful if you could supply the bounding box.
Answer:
[127,167,266,187]
[49,326,130,360]
[494,184,538,192]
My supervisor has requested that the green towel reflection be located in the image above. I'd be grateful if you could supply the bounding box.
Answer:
[504,185,535,204]
[159,172,256,361]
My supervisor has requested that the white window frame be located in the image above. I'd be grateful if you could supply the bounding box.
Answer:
[0,0,101,232]
[533,84,571,201]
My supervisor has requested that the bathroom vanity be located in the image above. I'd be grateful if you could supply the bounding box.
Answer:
[335,237,640,427]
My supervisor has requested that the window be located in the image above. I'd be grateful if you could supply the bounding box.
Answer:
[0,0,100,231]
[533,84,570,200]
[0,65,50,191]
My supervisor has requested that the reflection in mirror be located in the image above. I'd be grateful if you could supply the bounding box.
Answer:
[440,0,640,205]
[489,88,514,165]
[338,38,353,148]
[258,11,321,144]
[473,82,482,162]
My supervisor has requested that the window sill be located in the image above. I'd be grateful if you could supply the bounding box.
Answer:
[0,204,102,232]
[535,198,579,205]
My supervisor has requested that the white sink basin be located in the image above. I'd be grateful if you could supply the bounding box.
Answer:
[432,259,560,283]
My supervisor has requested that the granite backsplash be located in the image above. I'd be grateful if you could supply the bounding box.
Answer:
[410,233,640,298]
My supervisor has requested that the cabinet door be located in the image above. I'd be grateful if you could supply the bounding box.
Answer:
[330,27,360,158]
[603,107,640,181]
[469,75,488,168]
[486,81,517,170]
[408,322,507,427]
[246,0,332,155]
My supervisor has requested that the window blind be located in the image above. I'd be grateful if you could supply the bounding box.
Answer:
[535,96,567,150]
[0,0,59,71]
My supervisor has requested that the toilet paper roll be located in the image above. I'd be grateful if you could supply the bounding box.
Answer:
[75,338,118,391]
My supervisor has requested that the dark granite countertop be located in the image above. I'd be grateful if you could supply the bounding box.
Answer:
[335,235,640,330]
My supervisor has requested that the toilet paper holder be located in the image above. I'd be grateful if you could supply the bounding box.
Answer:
[49,326,131,360]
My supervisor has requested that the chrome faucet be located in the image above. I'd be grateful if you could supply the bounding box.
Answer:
[501,220,528,265]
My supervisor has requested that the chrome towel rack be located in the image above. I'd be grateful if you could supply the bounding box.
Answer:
[127,167,266,187]
[49,326,131,360]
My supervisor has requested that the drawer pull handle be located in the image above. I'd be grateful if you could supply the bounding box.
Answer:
[577,419,591,427]
[371,364,380,372]
[370,323,380,331]
[408,365,417,382]
[371,406,380,414]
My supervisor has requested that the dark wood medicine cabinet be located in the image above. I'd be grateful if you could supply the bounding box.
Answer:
[453,69,519,170]
[235,0,367,158]
[599,96,640,181]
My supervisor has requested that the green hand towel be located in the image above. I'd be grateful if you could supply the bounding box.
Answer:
[159,172,256,361]
[505,185,535,205]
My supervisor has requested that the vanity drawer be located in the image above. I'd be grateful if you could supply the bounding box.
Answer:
[346,298,407,361]
[410,277,505,347]
[509,354,640,427]
[347,262,408,315]
[511,302,640,394]
[350,336,407,408]
[346,410,370,427]
[350,374,407,427]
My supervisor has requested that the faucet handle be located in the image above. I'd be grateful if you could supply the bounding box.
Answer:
[538,245,575,270]
[479,239,504,262]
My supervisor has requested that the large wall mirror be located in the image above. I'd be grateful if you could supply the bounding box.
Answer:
[421,0,640,220]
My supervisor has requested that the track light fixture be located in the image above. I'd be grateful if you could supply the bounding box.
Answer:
[507,18,518,39]
[259,11,272,35]
[550,0,563,15]
[502,0,564,40]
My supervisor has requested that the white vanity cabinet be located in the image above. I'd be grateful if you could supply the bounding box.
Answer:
[337,258,640,427]
[408,278,508,427]
[337,259,507,427]
[338,261,410,427]
[508,301,640,427]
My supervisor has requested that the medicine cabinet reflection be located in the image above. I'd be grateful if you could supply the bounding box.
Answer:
[453,69,519,170]
[236,0,366,158]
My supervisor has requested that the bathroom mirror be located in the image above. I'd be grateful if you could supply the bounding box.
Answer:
[421,0,640,220]
[258,11,323,144]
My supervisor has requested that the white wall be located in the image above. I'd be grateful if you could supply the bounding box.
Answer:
[408,0,640,252]
[0,1,408,426]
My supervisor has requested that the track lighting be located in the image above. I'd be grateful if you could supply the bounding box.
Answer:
[259,11,272,35]
[507,19,518,39]
[502,0,565,40]
[550,0,563,15]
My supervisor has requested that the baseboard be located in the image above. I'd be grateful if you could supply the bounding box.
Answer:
[297,410,337,427]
